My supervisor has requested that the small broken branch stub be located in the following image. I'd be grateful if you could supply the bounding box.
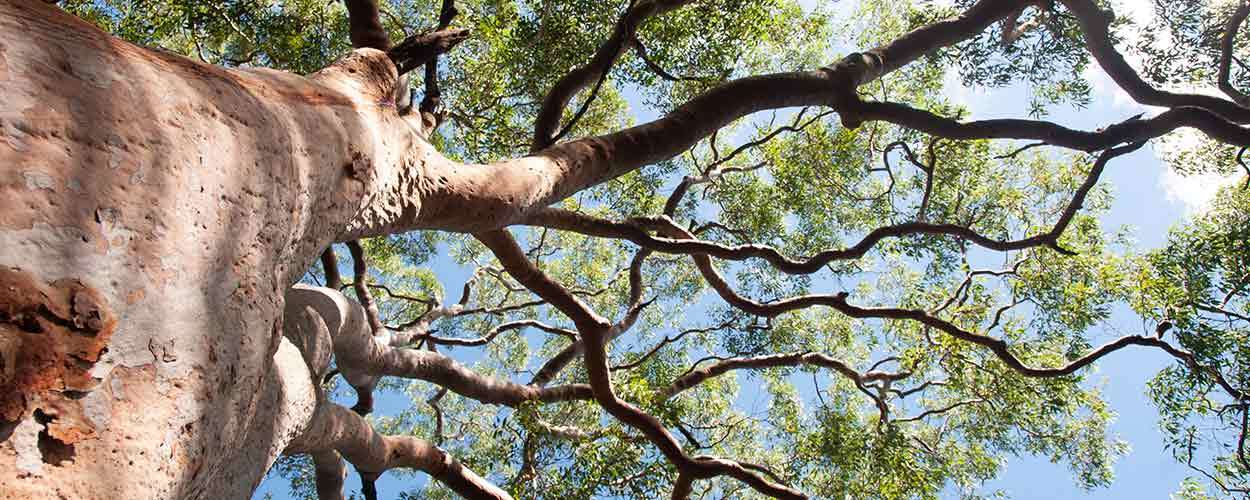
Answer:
[388,28,470,76]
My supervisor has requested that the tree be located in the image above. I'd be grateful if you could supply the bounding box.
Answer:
[2,0,1250,497]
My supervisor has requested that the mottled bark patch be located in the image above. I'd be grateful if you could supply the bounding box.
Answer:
[0,40,8,82]
[345,150,374,183]
[0,267,115,424]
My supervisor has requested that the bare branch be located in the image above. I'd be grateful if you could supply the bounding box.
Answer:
[895,399,984,423]
[288,285,592,407]
[1239,404,1250,473]
[612,320,739,372]
[475,230,610,331]
[1220,1,1250,107]
[511,252,651,392]
[311,449,347,500]
[389,28,471,76]
[994,141,1047,159]
[368,336,593,406]
[347,0,1045,238]
[848,100,1250,150]
[344,0,392,50]
[531,0,696,151]
[1059,0,1250,122]
[288,402,511,499]
[659,351,911,400]
[424,319,576,347]
[1195,303,1250,324]
[419,0,460,124]
[631,34,721,82]
[644,218,1245,401]
[1184,431,1250,494]
[321,247,343,290]
[1000,5,1045,45]
[704,110,833,178]
[671,473,694,500]
[892,379,949,399]
[346,241,386,336]
[481,227,807,498]
[521,137,1132,277]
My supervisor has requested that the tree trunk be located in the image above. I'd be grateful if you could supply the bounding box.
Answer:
[0,1,416,497]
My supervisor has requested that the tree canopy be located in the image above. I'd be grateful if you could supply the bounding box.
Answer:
[42,0,1250,498]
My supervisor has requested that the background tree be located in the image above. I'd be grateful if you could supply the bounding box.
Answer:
[2,0,1250,498]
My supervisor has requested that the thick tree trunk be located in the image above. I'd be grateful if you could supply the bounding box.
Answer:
[0,1,418,497]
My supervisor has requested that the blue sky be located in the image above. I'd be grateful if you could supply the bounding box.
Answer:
[256,0,1241,497]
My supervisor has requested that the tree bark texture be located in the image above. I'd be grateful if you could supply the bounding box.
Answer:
[0,1,412,497]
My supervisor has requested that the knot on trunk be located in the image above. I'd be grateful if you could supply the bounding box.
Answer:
[311,48,401,107]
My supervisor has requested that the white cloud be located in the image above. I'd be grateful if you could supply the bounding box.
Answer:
[1076,1,1240,215]
[1158,168,1239,215]
[1083,65,1151,111]
[1155,131,1239,214]
[1114,0,1155,26]
[941,66,976,109]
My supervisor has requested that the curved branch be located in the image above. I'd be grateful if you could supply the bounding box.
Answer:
[320,247,344,290]
[477,230,625,388]
[849,100,1250,149]
[344,0,1034,238]
[288,285,592,407]
[632,34,721,82]
[1058,0,1250,122]
[544,66,612,154]
[1000,5,1044,45]
[425,319,576,346]
[288,402,511,500]
[347,241,385,336]
[531,0,695,151]
[370,346,593,405]
[612,320,738,372]
[522,138,1135,277]
[671,473,694,500]
[892,379,949,399]
[702,109,832,176]
[855,0,1048,83]
[388,28,471,76]
[481,228,807,499]
[524,249,651,386]
[1221,1,1250,107]
[895,399,984,423]
[659,351,910,400]
[311,449,347,500]
[651,218,1244,400]
[419,0,460,121]
[524,207,1081,274]
[475,230,610,331]
[344,0,392,50]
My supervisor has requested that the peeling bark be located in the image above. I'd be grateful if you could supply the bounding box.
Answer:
[0,268,116,423]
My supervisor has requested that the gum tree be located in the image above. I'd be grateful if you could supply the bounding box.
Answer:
[2,0,1249,498]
